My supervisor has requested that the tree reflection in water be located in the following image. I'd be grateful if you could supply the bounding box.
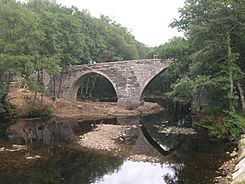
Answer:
[0,100,233,184]
[0,147,123,184]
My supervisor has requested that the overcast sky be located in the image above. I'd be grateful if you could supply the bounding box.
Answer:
[56,0,185,47]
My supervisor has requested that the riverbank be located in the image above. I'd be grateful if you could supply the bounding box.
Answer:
[229,135,245,184]
[6,88,163,121]
[5,88,240,183]
[214,135,245,184]
[54,98,163,121]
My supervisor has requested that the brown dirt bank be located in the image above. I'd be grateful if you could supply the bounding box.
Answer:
[7,88,164,120]
[53,98,164,121]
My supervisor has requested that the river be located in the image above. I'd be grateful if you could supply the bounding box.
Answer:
[0,100,233,184]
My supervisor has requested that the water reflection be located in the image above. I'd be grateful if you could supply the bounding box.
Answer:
[141,113,231,184]
[94,161,179,184]
[0,103,233,184]
[6,119,78,146]
[5,117,166,159]
[0,148,124,184]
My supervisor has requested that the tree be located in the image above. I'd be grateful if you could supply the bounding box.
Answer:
[158,37,192,90]
[0,0,150,114]
[27,2,85,98]
[0,0,45,110]
[167,0,245,137]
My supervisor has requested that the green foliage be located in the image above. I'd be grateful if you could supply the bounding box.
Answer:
[158,37,190,62]
[224,110,245,138]
[166,77,196,102]
[71,11,147,63]
[144,37,192,95]
[167,75,226,104]
[151,0,245,138]
[165,0,245,108]
[196,111,245,139]
[199,124,224,138]
[195,114,227,138]
[27,106,53,118]
[0,0,149,114]
[201,105,225,115]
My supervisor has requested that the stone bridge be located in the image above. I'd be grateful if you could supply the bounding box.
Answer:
[58,59,172,109]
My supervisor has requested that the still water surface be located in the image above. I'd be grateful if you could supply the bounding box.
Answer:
[0,101,233,184]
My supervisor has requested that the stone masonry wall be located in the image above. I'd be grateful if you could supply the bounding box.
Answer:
[57,59,172,109]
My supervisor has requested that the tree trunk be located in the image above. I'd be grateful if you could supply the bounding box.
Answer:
[53,75,56,101]
[238,82,245,114]
[227,33,234,110]
[80,84,83,96]
[33,70,40,105]
[85,77,90,97]
[40,69,44,103]
[89,75,98,98]
[57,68,64,98]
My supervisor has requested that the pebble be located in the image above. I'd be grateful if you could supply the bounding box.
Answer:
[215,176,222,179]
[12,144,27,150]
[230,151,238,157]
[158,126,196,135]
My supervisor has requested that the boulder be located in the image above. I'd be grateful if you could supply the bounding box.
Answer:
[237,147,245,163]
[239,138,245,149]
[235,158,245,172]
[233,165,245,179]
[231,172,245,184]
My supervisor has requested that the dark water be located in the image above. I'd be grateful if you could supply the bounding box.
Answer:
[0,101,233,184]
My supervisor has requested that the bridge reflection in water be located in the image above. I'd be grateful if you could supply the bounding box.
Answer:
[2,112,232,184]
[6,116,169,159]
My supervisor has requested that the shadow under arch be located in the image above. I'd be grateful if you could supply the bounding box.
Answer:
[68,71,118,102]
[140,68,169,101]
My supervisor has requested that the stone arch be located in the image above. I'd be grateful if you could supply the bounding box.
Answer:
[67,71,118,101]
[139,68,168,100]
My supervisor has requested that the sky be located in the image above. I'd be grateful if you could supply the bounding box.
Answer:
[94,161,177,184]
[56,0,185,47]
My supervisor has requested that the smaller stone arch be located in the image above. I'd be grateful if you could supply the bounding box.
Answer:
[139,68,168,101]
[67,71,118,101]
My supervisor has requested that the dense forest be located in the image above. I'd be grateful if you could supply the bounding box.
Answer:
[1,0,245,138]
[155,0,245,138]
[0,0,149,112]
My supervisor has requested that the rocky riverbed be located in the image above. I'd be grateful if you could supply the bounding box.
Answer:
[214,135,245,184]
[77,123,164,162]
[229,135,245,184]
